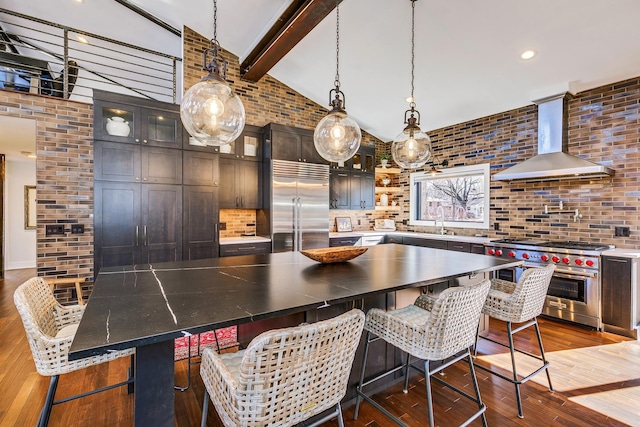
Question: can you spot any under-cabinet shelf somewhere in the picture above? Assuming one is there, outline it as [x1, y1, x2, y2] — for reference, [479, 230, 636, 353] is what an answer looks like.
[375, 186, 403, 194]
[375, 205, 402, 211]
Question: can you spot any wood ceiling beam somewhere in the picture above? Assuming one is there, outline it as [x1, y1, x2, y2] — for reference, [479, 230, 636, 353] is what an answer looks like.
[240, 0, 342, 82]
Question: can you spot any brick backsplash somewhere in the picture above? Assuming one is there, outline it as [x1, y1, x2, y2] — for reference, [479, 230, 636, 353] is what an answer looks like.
[219, 209, 257, 238]
[391, 78, 640, 248]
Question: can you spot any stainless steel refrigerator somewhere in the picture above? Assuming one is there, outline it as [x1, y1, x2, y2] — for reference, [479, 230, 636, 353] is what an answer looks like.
[261, 159, 329, 252]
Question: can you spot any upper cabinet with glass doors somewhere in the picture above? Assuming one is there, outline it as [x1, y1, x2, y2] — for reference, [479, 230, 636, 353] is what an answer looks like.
[93, 89, 183, 149]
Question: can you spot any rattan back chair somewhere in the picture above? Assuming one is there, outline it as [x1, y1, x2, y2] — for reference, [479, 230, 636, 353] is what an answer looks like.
[14, 277, 134, 427]
[355, 280, 492, 427]
[474, 263, 555, 418]
[200, 308, 365, 427]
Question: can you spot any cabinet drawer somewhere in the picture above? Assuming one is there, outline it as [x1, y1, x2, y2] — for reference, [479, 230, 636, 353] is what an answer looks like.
[447, 241, 470, 253]
[385, 235, 403, 244]
[329, 236, 361, 247]
[220, 242, 271, 257]
[403, 237, 448, 249]
[470, 243, 485, 254]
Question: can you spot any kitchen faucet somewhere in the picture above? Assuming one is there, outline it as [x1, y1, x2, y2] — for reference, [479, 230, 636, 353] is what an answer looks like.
[436, 205, 446, 235]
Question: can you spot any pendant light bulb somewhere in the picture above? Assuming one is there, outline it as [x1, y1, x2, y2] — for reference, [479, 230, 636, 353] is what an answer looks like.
[314, 0, 361, 163]
[180, 0, 245, 147]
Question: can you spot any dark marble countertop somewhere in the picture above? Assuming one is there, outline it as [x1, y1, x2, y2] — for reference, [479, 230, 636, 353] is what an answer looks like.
[69, 244, 521, 360]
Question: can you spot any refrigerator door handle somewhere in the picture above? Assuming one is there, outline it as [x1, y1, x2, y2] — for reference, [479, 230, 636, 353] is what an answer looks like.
[296, 197, 302, 252]
[292, 197, 297, 252]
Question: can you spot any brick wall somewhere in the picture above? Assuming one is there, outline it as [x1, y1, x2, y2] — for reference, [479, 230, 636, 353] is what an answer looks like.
[0, 90, 94, 286]
[392, 77, 640, 248]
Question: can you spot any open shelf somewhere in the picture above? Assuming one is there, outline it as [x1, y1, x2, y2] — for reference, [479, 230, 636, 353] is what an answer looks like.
[375, 186, 403, 194]
[375, 167, 401, 174]
[375, 205, 402, 211]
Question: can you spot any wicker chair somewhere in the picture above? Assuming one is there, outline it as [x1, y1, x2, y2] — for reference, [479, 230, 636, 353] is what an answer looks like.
[354, 280, 492, 427]
[200, 308, 365, 427]
[14, 277, 134, 427]
[474, 263, 555, 418]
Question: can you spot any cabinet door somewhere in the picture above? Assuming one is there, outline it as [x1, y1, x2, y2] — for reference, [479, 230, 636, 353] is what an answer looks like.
[183, 151, 219, 186]
[183, 186, 219, 260]
[602, 256, 632, 328]
[141, 184, 182, 264]
[141, 108, 183, 148]
[300, 133, 327, 164]
[141, 146, 182, 184]
[220, 125, 262, 162]
[470, 243, 485, 254]
[94, 181, 141, 274]
[330, 170, 350, 209]
[94, 141, 141, 182]
[218, 158, 239, 208]
[238, 161, 261, 209]
[94, 100, 140, 143]
[350, 173, 364, 209]
[270, 130, 300, 162]
[447, 241, 471, 253]
[361, 173, 375, 209]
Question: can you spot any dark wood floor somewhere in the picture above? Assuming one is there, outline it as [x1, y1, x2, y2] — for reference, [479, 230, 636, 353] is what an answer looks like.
[2, 268, 637, 426]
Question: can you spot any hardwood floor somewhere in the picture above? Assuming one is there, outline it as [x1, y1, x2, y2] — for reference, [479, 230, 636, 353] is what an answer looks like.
[2, 268, 638, 426]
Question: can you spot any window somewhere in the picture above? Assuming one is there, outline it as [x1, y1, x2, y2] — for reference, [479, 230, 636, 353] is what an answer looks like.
[409, 163, 490, 230]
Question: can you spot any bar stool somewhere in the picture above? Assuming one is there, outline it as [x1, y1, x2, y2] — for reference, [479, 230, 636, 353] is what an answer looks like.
[14, 277, 134, 427]
[200, 309, 365, 427]
[355, 280, 491, 427]
[474, 263, 555, 418]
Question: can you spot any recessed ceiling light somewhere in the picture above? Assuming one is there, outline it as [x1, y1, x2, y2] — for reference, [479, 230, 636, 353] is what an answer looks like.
[74, 0, 84, 3]
[21, 151, 36, 158]
[520, 49, 537, 60]
[77, 36, 89, 44]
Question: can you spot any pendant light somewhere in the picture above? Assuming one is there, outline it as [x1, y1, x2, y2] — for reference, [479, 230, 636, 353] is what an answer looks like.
[391, 0, 432, 169]
[180, 0, 245, 146]
[314, 0, 361, 163]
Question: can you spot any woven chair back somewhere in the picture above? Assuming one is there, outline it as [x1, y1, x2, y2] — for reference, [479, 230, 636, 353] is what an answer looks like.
[14, 277, 60, 339]
[511, 264, 555, 322]
[423, 279, 491, 360]
[235, 309, 365, 426]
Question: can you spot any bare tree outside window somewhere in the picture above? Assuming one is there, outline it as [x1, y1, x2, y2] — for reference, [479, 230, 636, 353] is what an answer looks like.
[410, 164, 490, 230]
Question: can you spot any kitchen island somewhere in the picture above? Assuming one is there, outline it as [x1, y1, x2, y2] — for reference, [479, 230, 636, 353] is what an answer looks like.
[69, 244, 521, 426]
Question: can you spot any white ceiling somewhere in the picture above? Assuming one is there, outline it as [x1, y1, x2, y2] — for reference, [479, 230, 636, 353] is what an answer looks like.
[4, 0, 640, 143]
[0, 116, 36, 163]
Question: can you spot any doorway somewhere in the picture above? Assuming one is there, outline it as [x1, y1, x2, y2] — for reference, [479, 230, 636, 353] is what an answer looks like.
[0, 115, 37, 279]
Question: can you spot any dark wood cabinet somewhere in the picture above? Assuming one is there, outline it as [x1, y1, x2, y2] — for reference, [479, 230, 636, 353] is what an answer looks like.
[219, 158, 261, 209]
[94, 182, 182, 273]
[329, 169, 350, 209]
[95, 141, 182, 184]
[349, 172, 375, 210]
[220, 241, 271, 257]
[183, 186, 219, 261]
[470, 243, 486, 254]
[218, 124, 262, 162]
[350, 145, 375, 173]
[183, 151, 219, 186]
[93, 89, 182, 148]
[385, 235, 403, 244]
[601, 256, 636, 336]
[447, 241, 471, 253]
[263, 123, 328, 164]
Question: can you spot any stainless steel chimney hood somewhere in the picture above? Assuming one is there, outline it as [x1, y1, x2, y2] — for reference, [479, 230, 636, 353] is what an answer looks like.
[492, 93, 614, 181]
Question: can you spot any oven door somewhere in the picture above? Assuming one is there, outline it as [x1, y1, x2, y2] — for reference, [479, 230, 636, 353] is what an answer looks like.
[543, 269, 599, 328]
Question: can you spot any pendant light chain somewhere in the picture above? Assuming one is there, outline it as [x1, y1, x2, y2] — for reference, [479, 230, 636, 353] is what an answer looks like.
[410, 0, 416, 107]
[213, 0, 218, 43]
[334, 0, 340, 89]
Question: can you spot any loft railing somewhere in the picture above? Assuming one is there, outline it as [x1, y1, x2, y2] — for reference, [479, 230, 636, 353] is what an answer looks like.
[0, 7, 181, 103]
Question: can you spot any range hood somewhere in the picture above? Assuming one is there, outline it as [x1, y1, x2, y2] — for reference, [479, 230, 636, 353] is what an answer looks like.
[492, 93, 614, 181]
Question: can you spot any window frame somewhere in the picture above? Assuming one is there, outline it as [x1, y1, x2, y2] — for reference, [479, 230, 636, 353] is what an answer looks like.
[409, 163, 490, 230]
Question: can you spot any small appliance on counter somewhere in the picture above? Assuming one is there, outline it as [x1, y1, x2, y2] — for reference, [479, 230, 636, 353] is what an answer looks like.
[374, 219, 396, 231]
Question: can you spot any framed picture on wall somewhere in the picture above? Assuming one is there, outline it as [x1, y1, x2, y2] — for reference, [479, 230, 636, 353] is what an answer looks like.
[24, 185, 36, 230]
[335, 217, 353, 232]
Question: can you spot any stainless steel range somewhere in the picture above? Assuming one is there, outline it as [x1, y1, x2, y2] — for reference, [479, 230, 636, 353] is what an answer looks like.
[484, 239, 613, 329]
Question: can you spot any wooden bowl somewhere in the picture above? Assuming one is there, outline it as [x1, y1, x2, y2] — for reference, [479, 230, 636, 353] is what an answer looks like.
[300, 246, 368, 263]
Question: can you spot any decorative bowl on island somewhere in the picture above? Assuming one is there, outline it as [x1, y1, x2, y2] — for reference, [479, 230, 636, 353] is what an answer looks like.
[300, 246, 368, 263]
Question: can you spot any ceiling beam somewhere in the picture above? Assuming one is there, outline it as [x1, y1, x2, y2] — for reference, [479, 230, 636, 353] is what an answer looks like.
[240, 0, 342, 82]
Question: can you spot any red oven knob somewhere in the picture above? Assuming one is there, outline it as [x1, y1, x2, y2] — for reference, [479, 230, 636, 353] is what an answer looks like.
[508, 251, 516, 257]
[585, 259, 594, 267]
[495, 250, 502, 256]
[487, 249, 495, 255]
[522, 253, 529, 259]
[562, 257, 570, 264]
[541, 255, 549, 262]
[575, 259, 583, 266]
[552, 256, 560, 263]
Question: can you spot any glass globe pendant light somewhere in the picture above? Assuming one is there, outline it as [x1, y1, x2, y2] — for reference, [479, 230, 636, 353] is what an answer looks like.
[391, 0, 432, 169]
[314, 0, 361, 163]
[180, 0, 245, 146]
